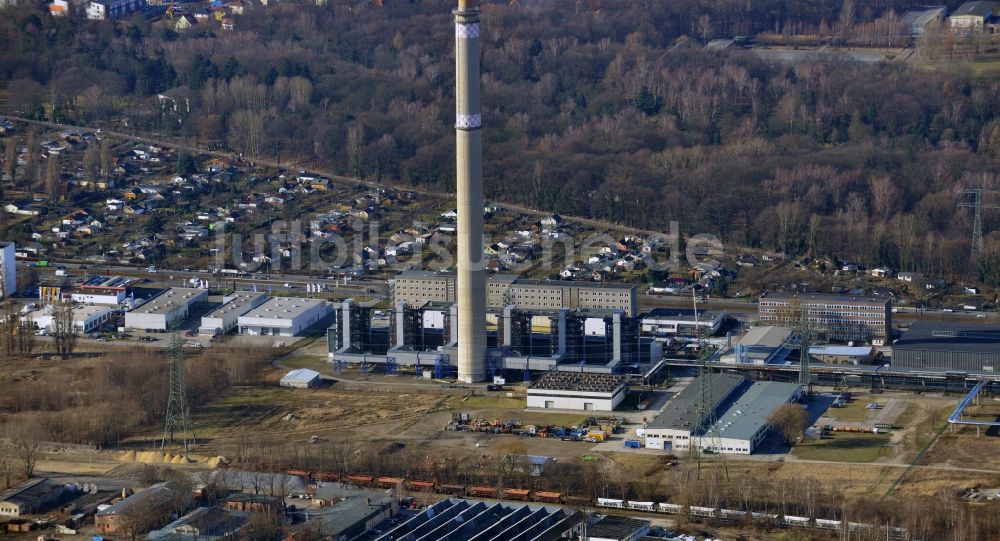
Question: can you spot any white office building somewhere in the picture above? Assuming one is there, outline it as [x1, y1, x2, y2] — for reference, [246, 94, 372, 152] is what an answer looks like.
[86, 0, 145, 20]
[199, 292, 267, 335]
[0, 242, 15, 298]
[526, 372, 628, 412]
[69, 287, 127, 306]
[238, 297, 332, 337]
[124, 288, 208, 331]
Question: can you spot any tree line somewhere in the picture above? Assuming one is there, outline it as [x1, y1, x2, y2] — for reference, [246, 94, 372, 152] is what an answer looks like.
[1, 1, 1000, 280]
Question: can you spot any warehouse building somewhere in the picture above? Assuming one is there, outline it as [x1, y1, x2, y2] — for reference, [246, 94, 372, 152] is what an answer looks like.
[373, 498, 585, 541]
[96, 483, 184, 535]
[758, 292, 892, 345]
[309, 484, 398, 540]
[146, 507, 250, 541]
[0, 242, 15, 298]
[0, 478, 64, 517]
[644, 373, 801, 455]
[124, 288, 208, 331]
[392, 271, 637, 315]
[892, 321, 1000, 373]
[238, 297, 332, 336]
[28, 304, 115, 334]
[527, 372, 628, 411]
[199, 292, 267, 335]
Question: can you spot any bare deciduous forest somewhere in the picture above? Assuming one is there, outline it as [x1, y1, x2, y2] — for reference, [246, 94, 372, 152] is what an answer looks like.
[2, 1, 1000, 280]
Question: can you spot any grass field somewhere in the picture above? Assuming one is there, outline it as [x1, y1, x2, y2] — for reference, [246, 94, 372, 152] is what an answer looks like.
[824, 400, 875, 422]
[792, 432, 892, 462]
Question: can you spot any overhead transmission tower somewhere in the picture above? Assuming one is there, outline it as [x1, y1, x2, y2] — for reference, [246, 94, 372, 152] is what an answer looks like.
[958, 188, 1000, 261]
[162, 334, 196, 451]
[689, 290, 728, 481]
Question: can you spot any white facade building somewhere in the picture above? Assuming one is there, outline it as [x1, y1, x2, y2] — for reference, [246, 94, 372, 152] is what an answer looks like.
[69, 287, 127, 306]
[640, 307, 726, 336]
[28, 305, 115, 334]
[199, 292, 267, 335]
[526, 372, 627, 412]
[238, 297, 332, 337]
[124, 288, 207, 331]
[86, 0, 145, 20]
[0, 242, 15, 298]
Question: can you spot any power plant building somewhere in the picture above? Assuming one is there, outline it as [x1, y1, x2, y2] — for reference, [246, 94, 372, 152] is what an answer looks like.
[757, 292, 892, 345]
[892, 321, 1000, 373]
[392, 271, 637, 316]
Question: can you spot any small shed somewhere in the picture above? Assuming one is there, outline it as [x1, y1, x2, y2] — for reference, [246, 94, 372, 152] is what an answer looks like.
[280, 368, 321, 389]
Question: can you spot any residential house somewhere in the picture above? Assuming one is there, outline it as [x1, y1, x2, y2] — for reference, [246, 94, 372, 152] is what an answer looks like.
[870, 267, 891, 278]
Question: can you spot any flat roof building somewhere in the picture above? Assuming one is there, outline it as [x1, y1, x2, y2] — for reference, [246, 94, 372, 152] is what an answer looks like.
[527, 372, 628, 411]
[124, 288, 208, 331]
[644, 374, 800, 455]
[28, 304, 115, 334]
[238, 297, 332, 337]
[640, 307, 726, 336]
[724, 326, 793, 365]
[69, 287, 127, 306]
[199, 292, 267, 335]
[758, 292, 891, 345]
[892, 321, 1000, 373]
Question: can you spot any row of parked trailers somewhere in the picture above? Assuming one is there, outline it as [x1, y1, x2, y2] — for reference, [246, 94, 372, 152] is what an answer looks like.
[286, 470, 587, 505]
[595, 499, 911, 540]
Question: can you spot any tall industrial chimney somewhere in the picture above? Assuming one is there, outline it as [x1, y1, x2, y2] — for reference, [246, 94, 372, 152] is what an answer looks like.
[454, 0, 487, 383]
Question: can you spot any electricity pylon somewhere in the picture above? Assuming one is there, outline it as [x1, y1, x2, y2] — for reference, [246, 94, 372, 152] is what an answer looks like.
[958, 188, 1000, 261]
[162, 334, 196, 451]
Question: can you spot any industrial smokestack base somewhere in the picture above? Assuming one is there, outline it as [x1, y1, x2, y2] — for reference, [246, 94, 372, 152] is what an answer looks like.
[454, 0, 487, 383]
